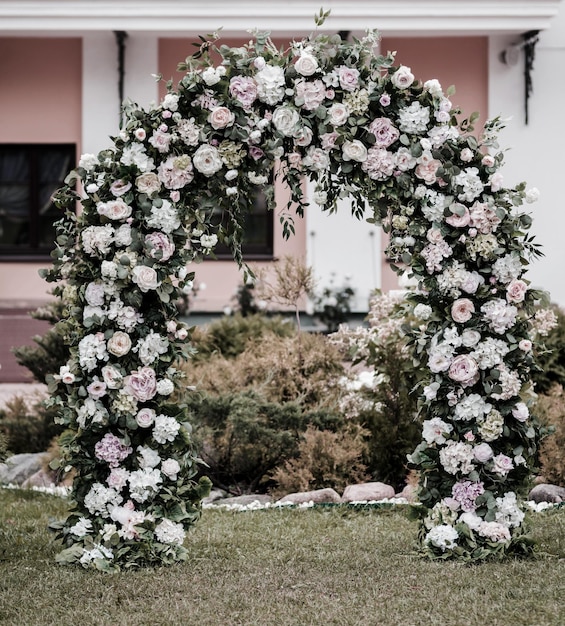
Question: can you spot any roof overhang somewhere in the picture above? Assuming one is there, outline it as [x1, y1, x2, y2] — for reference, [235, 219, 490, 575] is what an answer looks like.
[0, 0, 562, 38]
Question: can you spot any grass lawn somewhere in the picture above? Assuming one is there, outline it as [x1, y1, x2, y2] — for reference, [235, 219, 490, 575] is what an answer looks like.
[0, 489, 564, 626]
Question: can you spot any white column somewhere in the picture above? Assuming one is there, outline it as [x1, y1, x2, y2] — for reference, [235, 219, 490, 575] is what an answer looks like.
[82, 33, 159, 155]
[489, 12, 565, 306]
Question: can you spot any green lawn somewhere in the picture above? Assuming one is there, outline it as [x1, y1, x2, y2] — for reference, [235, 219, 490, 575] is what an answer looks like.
[0, 489, 564, 626]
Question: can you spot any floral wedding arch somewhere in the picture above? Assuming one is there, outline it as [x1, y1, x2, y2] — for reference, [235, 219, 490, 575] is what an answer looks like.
[44, 15, 548, 569]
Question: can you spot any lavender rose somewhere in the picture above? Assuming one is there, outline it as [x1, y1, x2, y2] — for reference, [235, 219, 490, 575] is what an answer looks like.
[124, 366, 158, 402]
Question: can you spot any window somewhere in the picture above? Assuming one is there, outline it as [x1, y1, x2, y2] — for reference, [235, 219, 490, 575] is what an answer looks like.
[0, 144, 75, 259]
[204, 185, 274, 260]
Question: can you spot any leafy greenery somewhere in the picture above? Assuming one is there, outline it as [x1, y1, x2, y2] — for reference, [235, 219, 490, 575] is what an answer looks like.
[1, 489, 564, 625]
[532, 305, 565, 393]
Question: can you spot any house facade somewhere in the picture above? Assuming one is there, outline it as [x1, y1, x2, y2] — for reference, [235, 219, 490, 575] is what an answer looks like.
[0, 0, 564, 378]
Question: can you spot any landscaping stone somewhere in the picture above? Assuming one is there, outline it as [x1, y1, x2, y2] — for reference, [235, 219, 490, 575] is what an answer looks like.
[22, 469, 58, 489]
[528, 483, 565, 504]
[202, 488, 228, 504]
[0, 452, 47, 486]
[342, 481, 395, 503]
[277, 487, 341, 505]
[395, 483, 418, 503]
[218, 494, 273, 506]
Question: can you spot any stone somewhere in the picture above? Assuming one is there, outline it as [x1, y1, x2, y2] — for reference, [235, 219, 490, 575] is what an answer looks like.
[202, 488, 228, 504]
[341, 482, 395, 503]
[276, 487, 341, 505]
[528, 483, 565, 504]
[0, 452, 47, 486]
[217, 494, 273, 507]
[21, 469, 57, 489]
[394, 483, 418, 503]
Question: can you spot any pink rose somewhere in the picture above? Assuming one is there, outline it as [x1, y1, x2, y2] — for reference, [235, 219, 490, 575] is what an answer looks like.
[287, 152, 302, 169]
[368, 118, 400, 148]
[451, 298, 475, 323]
[391, 65, 414, 89]
[506, 279, 528, 303]
[229, 76, 258, 109]
[481, 155, 496, 168]
[124, 366, 157, 402]
[338, 66, 360, 92]
[491, 453, 513, 477]
[101, 365, 123, 389]
[512, 402, 529, 422]
[416, 158, 441, 185]
[97, 199, 132, 221]
[448, 354, 479, 387]
[445, 204, 471, 228]
[134, 128, 146, 141]
[110, 179, 132, 197]
[136, 407, 156, 428]
[87, 380, 107, 399]
[294, 79, 326, 111]
[460, 148, 474, 163]
[320, 131, 338, 151]
[145, 232, 176, 262]
[518, 339, 532, 352]
[379, 93, 391, 106]
[208, 106, 235, 130]
[328, 102, 349, 127]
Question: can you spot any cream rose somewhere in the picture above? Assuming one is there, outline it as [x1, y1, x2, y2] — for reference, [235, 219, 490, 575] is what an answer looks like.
[97, 199, 132, 221]
[136, 172, 161, 196]
[107, 331, 132, 357]
[161, 458, 181, 479]
[342, 140, 368, 162]
[328, 102, 349, 127]
[132, 265, 161, 292]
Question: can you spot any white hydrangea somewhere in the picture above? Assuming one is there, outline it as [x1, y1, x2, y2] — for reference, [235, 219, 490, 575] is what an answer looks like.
[81, 224, 114, 256]
[78, 333, 109, 371]
[495, 492, 525, 528]
[492, 253, 522, 284]
[453, 394, 492, 421]
[69, 517, 93, 537]
[153, 414, 180, 443]
[79, 544, 114, 566]
[154, 518, 186, 545]
[422, 417, 453, 445]
[120, 143, 155, 172]
[453, 167, 484, 202]
[471, 338, 510, 369]
[398, 101, 430, 134]
[425, 524, 459, 551]
[146, 199, 181, 234]
[439, 441, 475, 475]
[135, 331, 169, 366]
[137, 445, 162, 469]
[480, 299, 518, 335]
[84, 483, 123, 516]
[128, 468, 163, 503]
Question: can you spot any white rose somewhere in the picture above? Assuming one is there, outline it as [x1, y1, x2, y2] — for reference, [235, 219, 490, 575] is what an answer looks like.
[294, 52, 319, 76]
[97, 199, 132, 221]
[328, 102, 349, 127]
[424, 79, 443, 97]
[161, 458, 181, 480]
[391, 65, 415, 89]
[132, 265, 161, 292]
[272, 106, 301, 136]
[201, 66, 222, 86]
[101, 365, 123, 389]
[107, 331, 132, 357]
[342, 140, 368, 162]
[192, 144, 223, 177]
[208, 106, 235, 130]
[525, 187, 540, 203]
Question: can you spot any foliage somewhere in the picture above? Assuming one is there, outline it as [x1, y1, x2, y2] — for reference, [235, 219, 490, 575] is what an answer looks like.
[535, 384, 565, 486]
[0, 394, 63, 455]
[0, 430, 7, 463]
[271, 424, 369, 496]
[189, 312, 294, 361]
[330, 291, 422, 491]
[13, 297, 69, 385]
[311, 275, 356, 332]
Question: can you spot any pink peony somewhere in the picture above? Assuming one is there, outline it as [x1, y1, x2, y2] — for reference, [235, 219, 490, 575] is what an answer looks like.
[124, 366, 158, 402]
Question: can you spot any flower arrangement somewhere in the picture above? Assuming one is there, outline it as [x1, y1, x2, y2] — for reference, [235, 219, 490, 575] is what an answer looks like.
[43, 9, 548, 568]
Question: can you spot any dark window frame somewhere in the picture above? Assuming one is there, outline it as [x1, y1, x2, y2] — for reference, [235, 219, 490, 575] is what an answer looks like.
[0, 143, 75, 261]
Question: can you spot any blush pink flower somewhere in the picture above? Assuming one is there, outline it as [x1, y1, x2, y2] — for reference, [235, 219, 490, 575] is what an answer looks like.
[124, 366, 158, 402]
[448, 354, 479, 387]
[451, 298, 475, 323]
[506, 279, 528, 303]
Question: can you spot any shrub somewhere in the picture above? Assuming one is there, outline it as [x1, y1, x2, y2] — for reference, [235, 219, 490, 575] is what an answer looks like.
[13, 297, 70, 385]
[535, 384, 565, 485]
[311, 276, 356, 333]
[0, 394, 63, 454]
[186, 391, 346, 494]
[531, 305, 565, 394]
[270, 424, 369, 497]
[0, 430, 7, 462]
[189, 313, 294, 361]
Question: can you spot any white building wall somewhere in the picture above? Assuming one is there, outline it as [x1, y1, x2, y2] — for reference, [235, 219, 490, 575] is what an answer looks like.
[82, 33, 159, 155]
[305, 181, 382, 313]
[489, 9, 565, 306]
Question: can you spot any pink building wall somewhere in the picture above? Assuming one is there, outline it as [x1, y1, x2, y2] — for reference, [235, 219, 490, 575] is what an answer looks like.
[0, 38, 82, 305]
